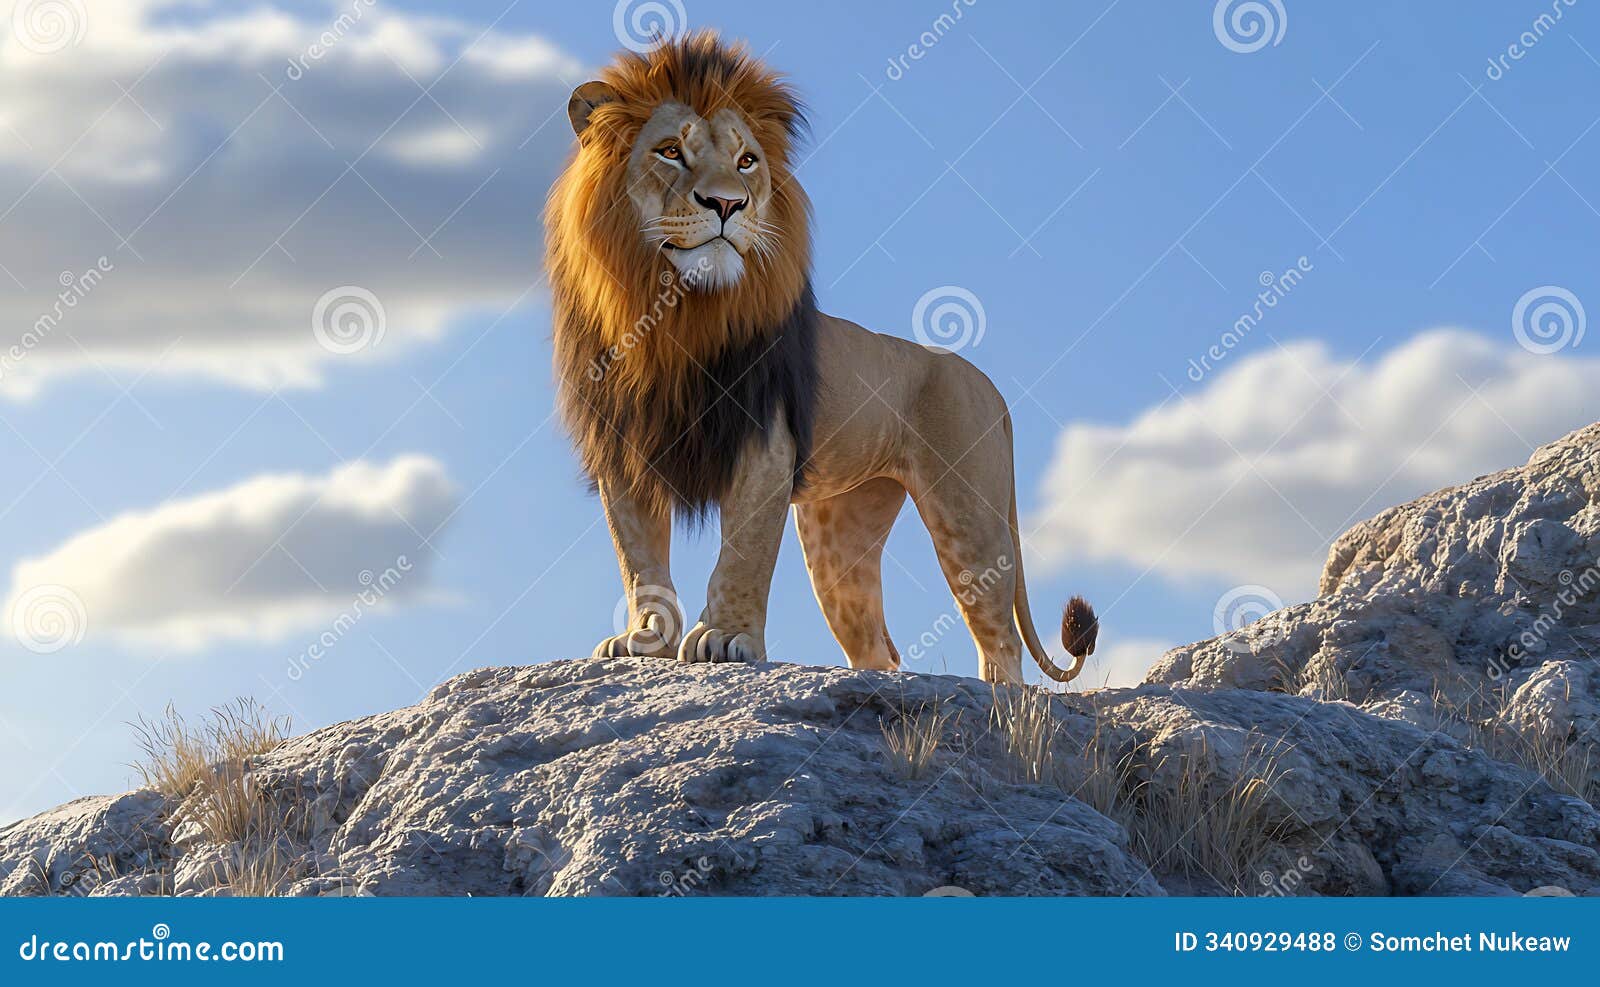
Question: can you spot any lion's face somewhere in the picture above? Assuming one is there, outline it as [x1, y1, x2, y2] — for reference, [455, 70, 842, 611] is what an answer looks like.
[549, 34, 811, 372]
[626, 102, 776, 290]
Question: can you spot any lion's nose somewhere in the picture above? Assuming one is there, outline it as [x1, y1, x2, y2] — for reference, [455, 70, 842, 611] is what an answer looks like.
[694, 191, 747, 223]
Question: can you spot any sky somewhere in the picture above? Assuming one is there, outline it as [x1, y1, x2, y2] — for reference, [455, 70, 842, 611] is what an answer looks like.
[1, 0, 1597, 824]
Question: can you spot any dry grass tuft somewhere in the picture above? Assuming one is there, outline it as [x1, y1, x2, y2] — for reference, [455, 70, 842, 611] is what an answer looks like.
[1268, 655, 1351, 701]
[131, 699, 288, 800]
[992, 685, 1296, 894]
[991, 685, 1059, 784]
[130, 698, 303, 895]
[1111, 736, 1295, 893]
[1433, 682, 1598, 806]
[881, 702, 957, 781]
[217, 835, 299, 897]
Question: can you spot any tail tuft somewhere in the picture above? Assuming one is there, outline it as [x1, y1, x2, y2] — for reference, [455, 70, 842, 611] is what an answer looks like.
[1061, 596, 1098, 659]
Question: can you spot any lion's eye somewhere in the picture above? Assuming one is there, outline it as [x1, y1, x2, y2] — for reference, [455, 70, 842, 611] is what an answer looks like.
[656, 144, 683, 161]
[737, 152, 758, 171]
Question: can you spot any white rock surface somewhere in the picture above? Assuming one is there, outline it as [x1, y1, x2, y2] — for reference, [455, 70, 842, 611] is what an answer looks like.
[3, 657, 1598, 896]
[0, 791, 171, 896]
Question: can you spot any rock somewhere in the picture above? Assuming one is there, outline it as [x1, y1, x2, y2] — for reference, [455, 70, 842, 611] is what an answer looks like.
[0, 791, 171, 896]
[1085, 686, 1600, 895]
[1151, 422, 1600, 799]
[260, 659, 1165, 897]
[3, 657, 1598, 896]
[172, 846, 232, 896]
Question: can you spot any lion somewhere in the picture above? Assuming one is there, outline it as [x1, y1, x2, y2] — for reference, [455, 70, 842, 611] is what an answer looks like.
[545, 32, 1097, 684]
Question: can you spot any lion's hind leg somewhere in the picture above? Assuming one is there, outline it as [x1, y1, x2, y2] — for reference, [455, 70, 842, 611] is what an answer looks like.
[796, 476, 906, 672]
[901, 389, 1028, 685]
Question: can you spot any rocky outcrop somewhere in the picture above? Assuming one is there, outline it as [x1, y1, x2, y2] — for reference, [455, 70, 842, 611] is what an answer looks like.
[1149, 422, 1600, 800]
[4, 657, 1599, 897]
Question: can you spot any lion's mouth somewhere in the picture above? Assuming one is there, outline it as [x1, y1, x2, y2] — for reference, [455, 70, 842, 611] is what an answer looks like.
[663, 235, 736, 253]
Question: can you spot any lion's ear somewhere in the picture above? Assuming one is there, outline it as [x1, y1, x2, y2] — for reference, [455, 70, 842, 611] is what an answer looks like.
[568, 81, 618, 137]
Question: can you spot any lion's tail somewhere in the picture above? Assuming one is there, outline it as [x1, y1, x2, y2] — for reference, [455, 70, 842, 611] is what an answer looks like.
[1009, 478, 1097, 683]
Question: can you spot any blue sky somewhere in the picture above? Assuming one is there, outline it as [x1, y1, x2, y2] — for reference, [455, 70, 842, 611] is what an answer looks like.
[2, 0, 1598, 822]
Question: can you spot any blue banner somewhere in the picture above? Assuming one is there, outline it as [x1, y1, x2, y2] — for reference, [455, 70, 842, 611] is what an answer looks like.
[1, 897, 1591, 984]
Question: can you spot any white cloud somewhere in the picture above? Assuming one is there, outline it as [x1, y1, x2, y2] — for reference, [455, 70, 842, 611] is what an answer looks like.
[1033, 329, 1600, 598]
[3, 455, 456, 652]
[0, 0, 583, 397]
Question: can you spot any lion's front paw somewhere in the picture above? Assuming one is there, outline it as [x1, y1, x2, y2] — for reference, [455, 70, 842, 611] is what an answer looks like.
[591, 611, 677, 659]
[678, 622, 763, 664]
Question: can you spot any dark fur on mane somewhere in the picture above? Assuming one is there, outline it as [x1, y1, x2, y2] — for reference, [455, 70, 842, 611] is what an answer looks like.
[562, 285, 819, 523]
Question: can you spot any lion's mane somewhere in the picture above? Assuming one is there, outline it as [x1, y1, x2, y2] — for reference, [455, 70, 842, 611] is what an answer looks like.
[545, 32, 817, 522]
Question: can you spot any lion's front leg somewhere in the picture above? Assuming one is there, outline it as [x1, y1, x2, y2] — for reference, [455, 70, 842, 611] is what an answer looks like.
[594, 478, 681, 659]
[680, 421, 796, 664]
